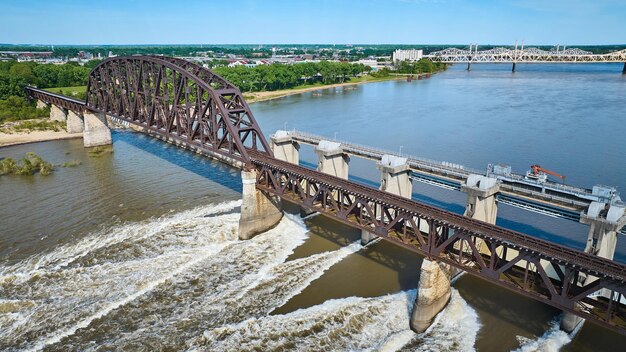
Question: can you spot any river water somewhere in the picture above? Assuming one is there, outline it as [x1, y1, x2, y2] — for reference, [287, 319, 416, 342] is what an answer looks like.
[1, 63, 625, 351]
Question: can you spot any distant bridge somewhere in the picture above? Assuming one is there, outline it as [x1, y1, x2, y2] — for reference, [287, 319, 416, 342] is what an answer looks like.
[425, 47, 626, 72]
[25, 55, 626, 336]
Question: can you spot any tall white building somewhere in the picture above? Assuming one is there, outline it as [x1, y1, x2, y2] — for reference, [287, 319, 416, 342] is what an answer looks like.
[392, 49, 423, 63]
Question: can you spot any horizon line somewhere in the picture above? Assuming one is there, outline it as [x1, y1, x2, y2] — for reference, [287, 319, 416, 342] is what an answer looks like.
[2, 43, 626, 47]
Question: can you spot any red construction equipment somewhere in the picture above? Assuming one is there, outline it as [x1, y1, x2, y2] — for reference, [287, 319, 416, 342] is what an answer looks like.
[526, 164, 566, 182]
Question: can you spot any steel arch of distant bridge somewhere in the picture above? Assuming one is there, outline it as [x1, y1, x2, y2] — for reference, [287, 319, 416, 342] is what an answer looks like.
[85, 55, 272, 165]
[24, 55, 626, 335]
[425, 47, 626, 64]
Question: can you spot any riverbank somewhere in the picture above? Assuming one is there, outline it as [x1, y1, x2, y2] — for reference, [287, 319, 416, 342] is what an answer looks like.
[0, 118, 82, 147]
[244, 74, 417, 104]
[0, 130, 82, 148]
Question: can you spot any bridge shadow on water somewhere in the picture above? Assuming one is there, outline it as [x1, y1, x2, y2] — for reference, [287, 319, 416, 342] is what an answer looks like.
[112, 130, 243, 193]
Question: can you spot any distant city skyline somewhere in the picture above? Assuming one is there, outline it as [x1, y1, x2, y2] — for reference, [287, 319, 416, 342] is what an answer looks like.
[1, 0, 625, 45]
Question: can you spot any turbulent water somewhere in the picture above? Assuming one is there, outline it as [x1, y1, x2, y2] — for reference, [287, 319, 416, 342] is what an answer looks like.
[1, 200, 483, 351]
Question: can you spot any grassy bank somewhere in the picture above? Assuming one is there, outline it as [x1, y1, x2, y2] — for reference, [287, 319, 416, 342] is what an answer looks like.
[45, 86, 87, 100]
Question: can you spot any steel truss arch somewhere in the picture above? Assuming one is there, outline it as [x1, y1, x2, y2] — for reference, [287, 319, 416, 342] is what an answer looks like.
[86, 55, 271, 164]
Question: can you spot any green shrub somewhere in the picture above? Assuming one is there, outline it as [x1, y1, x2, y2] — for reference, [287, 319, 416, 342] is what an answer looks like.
[0, 152, 55, 176]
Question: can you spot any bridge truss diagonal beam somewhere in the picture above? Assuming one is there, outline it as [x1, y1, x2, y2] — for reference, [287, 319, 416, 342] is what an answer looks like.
[250, 151, 626, 335]
[84, 55, 272, 164]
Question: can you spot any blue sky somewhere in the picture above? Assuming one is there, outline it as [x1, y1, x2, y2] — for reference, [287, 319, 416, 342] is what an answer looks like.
[1, 0, 625, 45]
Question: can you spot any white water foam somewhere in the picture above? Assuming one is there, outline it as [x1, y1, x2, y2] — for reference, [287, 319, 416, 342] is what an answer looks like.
[192, 288, 480, 352]
[512, 319, 573, 352]
[2, 200, 483, 352]
[0, 200, 242, 282]
[65, 217, 362, 350]
[0, 201, 243, 351]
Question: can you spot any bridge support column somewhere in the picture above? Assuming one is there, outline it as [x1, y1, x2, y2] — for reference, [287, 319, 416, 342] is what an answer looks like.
[238, 169, 283, 240]
[362, 155, 412, 245]
[410, 259, 453, 333]
[466, 63, 471, 71]
[561, 202, 626, 332]
[512, 62, 517, 72]
[36, 99, 48, 110]
[622, 62, 626, 74]
[271, 130, 312, 217]
[462, 174, 499, 224]
[270, 130, 300, 165]
[315, 140, 349, 179]
[83, 112, 112, 147]
[50, 105, 67, 122]
[66, 111, 84, 134]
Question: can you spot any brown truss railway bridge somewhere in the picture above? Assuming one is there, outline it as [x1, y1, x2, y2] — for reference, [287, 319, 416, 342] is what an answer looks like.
[25, 55, 626, 336]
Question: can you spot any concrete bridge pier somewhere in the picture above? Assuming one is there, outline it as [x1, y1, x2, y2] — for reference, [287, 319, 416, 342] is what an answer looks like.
[270, 130, 313, 216]
[36, 99, 49, 110]
[238, 169, 283, 240]
[83, 112, 112, 147]
[461, 174, 500, 224]
[561, 202, 626, 332]
[410, 258, 454, 333]
[315, 140, 349, 179]
[409, 174, 499, 333]
[512, 62, 517, 72]
[50, 105, 67, 122]
[66, 111, 84, 133]
[466, 63, 471, 71]
[312, 140, 349, 218]
[271, 130, 300, 165]
[362, 155, 412, 245]
[622, 62, 626, 74]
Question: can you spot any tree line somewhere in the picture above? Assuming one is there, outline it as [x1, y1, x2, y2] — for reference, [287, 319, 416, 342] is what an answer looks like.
[0, 60, 99, 122]
[395, 59, 448, 74]
[0, 58, 448, 122]
[212, 61, 372, 92]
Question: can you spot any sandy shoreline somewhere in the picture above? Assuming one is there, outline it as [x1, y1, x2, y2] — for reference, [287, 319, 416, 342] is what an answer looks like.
[245, 75, 410, 103]
[0, 131, 83, 148]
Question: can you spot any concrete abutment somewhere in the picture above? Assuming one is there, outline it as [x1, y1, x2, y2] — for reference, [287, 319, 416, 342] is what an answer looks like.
[238, 169, 283, 240]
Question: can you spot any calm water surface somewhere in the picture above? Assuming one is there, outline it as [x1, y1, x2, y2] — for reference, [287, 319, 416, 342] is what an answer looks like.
[1, 63, 625, 351]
